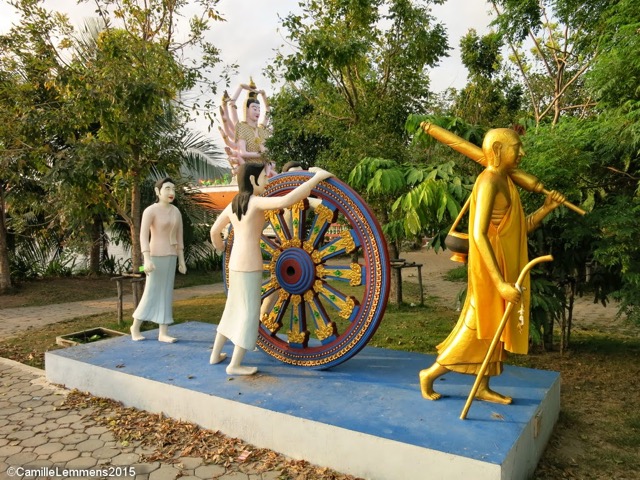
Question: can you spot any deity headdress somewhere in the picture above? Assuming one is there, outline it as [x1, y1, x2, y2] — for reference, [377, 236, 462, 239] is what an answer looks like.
[246, 78, 259, 109]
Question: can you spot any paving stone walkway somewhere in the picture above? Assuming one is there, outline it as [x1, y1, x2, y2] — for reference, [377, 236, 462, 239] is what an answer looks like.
[0, 357, 281, 479]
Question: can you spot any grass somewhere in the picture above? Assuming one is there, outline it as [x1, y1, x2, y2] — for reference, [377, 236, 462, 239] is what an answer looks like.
[443, 264, 468, 282]
[1, 269, 221, 309]
[1, 276, 639, 479]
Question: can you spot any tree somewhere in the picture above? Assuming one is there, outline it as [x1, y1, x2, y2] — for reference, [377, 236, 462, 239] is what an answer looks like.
[348, 157, 461, 256]
[584, 0, 640, 324]
[489, 0, 607, 126]
[450, 29, 524, 127]
[59, 0, 224, 273]
[265, 87, 332, 170]
[267, 0, 449, 180]
[0, 0, 74, 292]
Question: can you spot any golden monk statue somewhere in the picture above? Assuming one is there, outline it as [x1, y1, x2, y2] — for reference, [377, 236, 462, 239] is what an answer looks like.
[419, 128, 565, 404]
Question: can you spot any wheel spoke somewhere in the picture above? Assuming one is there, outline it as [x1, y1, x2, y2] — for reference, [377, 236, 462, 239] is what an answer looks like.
[264, 209, 289, 244]
[261, 290, 290, 335]
[303, 290, 338, 344]
[284, 295, 309, 347]
[261, 273, 279, 298]
[311, 230, 361, 264]
[289, 200, 308, 241]
[304, 202, 337, 251]
[316, 262, 365, 286]
[312, 279, 360, 322]
[260, 235, 279, 257]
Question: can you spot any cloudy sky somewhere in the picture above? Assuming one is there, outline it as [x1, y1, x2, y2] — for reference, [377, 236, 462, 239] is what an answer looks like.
[0, 0, 494, 132]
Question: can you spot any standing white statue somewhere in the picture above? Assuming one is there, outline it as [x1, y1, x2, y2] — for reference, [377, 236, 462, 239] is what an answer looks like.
[131, 177, 187, 343]
[209, 163, 333, 375]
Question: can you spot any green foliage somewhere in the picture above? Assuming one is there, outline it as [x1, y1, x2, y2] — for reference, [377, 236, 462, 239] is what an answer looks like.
[267, 0, 449, 180]
[592, 195, 640, 324]
[0, 0, 76, 290]
[519, 114, 640, 326]
[265, 87, 332, 169]
[460, 30, 503, 79]
[0, 0, 226, 287]
[491, 0, 607, 126]
[450, 29, 524, 128]
[348, 156, 460, 250]
[528, 273, 563, 347]
[406, 114, 486, 148]
[9, 232, 78, 280]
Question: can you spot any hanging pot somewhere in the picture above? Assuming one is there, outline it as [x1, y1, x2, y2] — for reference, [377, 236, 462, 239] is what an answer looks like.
[445, 231, 469, 263]
[446, 196, 471, 264]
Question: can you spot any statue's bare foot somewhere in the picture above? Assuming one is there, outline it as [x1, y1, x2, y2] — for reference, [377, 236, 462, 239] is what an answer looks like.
[158, 334, 177, 343]
[130, 327, 145, 341]
[419, 369, 442, 400]
[209, 352, 227, 365]
[476, 384, 512, 404]
[226, 365, 258, 376]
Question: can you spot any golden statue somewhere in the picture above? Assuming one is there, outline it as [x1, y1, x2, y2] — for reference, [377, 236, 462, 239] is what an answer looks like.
[419, 127, 568, 405]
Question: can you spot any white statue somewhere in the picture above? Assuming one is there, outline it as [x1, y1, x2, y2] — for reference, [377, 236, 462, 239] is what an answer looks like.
[131, 177, 187, 343]
[209, 163, 333, 375]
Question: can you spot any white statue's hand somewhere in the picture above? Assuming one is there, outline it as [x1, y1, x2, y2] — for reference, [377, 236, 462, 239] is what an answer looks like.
[309, 167, 334, 182]
[144, 260, 155, 273]
[178, 262, 187, 274]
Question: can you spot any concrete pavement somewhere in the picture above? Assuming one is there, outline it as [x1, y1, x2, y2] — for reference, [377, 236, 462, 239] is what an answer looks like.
[0, 356, 284, 480]
[0, 284, 224, 340]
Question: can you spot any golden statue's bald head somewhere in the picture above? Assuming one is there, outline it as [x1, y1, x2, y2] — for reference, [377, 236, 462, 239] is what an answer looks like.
[482, 128, 521, 167]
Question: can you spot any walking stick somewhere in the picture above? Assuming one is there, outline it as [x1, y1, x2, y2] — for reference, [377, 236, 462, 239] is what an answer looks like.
[460, 254, 554, 420]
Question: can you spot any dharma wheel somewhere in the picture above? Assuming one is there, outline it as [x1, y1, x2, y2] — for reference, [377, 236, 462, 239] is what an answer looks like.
[222, 171, 390, 369]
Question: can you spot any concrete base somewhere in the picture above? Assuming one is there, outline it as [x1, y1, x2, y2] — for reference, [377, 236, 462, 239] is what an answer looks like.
[45, 322, 559, 480]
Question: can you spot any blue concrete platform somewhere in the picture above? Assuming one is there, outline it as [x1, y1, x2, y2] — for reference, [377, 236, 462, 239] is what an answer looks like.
[45, 322, 559, 480]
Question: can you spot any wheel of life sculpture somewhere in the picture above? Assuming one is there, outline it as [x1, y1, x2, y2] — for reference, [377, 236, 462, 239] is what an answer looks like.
[222, 171, 390, 369]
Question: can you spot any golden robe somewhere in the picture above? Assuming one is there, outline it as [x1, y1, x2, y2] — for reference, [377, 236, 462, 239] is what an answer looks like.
[235, 121, 268, 162]
[436, 175, 530, 376]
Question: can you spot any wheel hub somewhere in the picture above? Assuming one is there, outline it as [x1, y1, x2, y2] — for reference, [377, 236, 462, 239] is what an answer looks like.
[275, 248, 316, 295]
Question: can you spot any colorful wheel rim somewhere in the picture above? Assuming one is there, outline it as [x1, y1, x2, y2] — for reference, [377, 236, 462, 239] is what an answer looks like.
[223, 172, 390, 369]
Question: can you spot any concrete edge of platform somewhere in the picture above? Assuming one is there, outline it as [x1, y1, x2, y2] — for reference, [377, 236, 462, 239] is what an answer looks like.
[502, 375, 560, 480]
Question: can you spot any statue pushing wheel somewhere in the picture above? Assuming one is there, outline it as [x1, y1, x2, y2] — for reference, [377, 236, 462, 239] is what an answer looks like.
[221, 171, 391, 369]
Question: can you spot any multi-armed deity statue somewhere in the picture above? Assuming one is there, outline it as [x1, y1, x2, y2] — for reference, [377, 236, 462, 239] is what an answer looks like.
[217, 79, 272, 177]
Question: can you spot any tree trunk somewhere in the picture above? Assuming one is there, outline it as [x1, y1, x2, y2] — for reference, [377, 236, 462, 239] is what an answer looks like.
[88, 214, 103, 275]
[130, 178, 143, 271]
[389, 240, 401, 304]
[543, 312, 554, 352]
[566, 281, 575, 348]
[560, 307, 567, 357]
[130, 177, 143, 299]
[0, 183, 12, 293]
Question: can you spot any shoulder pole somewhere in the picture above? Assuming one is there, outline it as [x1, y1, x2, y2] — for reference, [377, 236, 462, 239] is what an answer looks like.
[420, 122, 586, 216]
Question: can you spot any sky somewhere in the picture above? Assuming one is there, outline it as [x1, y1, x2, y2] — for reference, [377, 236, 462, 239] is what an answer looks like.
[0, 0, 494, 133]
